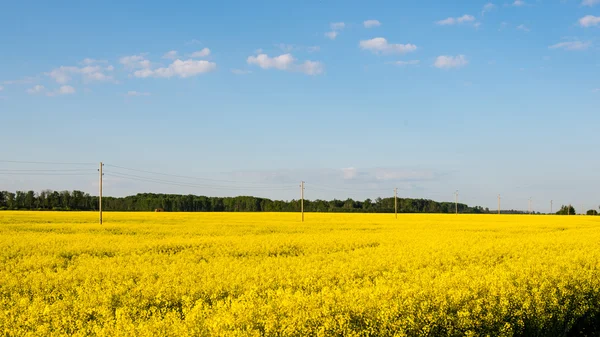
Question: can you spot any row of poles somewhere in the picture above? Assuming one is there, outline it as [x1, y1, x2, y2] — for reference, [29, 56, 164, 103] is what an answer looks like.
[96, 163, 576, 225]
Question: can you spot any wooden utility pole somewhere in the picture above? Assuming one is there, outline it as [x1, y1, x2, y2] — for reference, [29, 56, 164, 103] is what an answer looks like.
[498, 194, 501, 215]
[568, 204, 571, 216]
[99, 162, 103, 224]
[529, 198, 532, 214]
[455, 190, 459, 215]
[550, 200, 553, 214]
[394, 188, 398, 219]
[300, 181, 304, 222]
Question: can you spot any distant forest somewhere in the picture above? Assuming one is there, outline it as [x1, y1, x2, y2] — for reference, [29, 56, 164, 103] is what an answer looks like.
[0, 190, 535, 214]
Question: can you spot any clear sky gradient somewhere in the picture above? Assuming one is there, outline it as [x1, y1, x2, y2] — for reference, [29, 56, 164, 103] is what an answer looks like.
[1, 0, 599, 212]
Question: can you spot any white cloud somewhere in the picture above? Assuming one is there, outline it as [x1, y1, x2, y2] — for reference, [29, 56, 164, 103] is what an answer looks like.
[582, 0, 600, 6]
[46, 66, 77, 84]
[330, 22, 345, 30]
[247, 53, 295, 70]
[482, 3, 497, 14]
[325, 31, 339, 40]
[231, 69, 252, 75]
[186, 39, 201, 45]
[364, 20, 381, 28]
[436, 14, 475, 25]
[359, 37, 417, 54]
[190, 48, 211, 58]
[434, 55, 468, 69]
[120, 54, 151, 69]
[47, 64, 114, 83]
[549, 41, 592, 50]
[297, 60, 324, 75]
[162, 50, 178, 59]
[325, 22, 345, 39]
[26, 85, 45, 94]
[517, 24, 530, 31]
[58, 85, 75, 95]
[80, 58, 107, 65]
[126, 91, 150, 96]
[512, 0, 525, 6]
[342, 167, 358, 179]
[592, 88, 600, 92]
[393, 60, 420, 66]
[133, 68, 154, 78]
[135, 59, 217, 78]
[247, 53, 323, 75]
[579, 15, 600, 27]
[44, 85, 75, 97]
[307, 46, 320, 53]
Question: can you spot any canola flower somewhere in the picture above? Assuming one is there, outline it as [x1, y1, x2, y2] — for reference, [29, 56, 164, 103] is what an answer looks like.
[0, 211, 599, 336]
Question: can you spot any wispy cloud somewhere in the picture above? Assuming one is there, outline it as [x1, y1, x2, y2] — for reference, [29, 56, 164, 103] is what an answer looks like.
[126, 91, 150, 96]
[579, 15, 600, 27]
[436, 14, 476, 25]
[324, 31, 338, 40]
[363, 20, 381, 28]
[392, 60, 420, 66]
[512, 0, 526, 6]
[26, 85, 45, 94]
[325, 22, 345, 40]
[307, 46, 320, 53]
[517, 24, 530, 31]
[482, 3, 497, 15]
[185, 39, 201, 45]
[162, 50, 178, 59]
[582, 0, 600, 6]
[549, 40, 592, 50]
[134, 59, 216, 78]
[247, 53, 323, 75]
[359, 37, 417, 54]
[120, 54, 151, 69]
[46, 63, 115, 84]
[231, 69, 252, 75]
[434, 55, 468, 69]
[592, 88, 600, 92]
[189, 48, 211, 58]
[330, 22, 345, 30]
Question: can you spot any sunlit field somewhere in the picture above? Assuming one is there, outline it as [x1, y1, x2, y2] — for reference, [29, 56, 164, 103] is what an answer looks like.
[1, 211, 600, 336]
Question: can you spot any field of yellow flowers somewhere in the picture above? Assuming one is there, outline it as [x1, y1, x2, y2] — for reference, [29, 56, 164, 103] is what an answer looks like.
[1, 211, 600, 336]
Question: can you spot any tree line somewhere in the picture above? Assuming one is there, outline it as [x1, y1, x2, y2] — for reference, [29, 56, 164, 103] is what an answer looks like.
[2, 190, 593, 214]
[0, 190, 491, 213]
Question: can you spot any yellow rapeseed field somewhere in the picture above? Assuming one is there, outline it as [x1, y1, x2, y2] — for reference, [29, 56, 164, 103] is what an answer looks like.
[1, 211, 600, 336]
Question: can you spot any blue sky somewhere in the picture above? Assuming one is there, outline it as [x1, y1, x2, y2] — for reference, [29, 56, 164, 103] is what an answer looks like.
[1, 0, 599, 212]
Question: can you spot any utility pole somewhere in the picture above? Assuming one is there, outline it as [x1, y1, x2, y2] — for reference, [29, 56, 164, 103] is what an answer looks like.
[455, 190, 459, 215]
[529, 198, 532, 215]
[568, 204, 570, 216]
[394, 188, 398, 219]
[550, 200, 553, 214]
[99, 162, 103, 225]
[498, 194, 501, 215]
[300, 181, 304, 222]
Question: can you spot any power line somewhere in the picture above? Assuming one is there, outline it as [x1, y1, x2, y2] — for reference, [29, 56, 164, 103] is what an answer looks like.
[0, 172, 96, 176]
[0, 169, 96, 172]
[0, 160, 96, 166]
[104, 172, 297, 191]
[104, 164, 296, 186]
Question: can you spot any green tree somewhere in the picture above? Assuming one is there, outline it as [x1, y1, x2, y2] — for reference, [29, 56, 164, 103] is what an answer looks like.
[556, 205, 576, 215]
